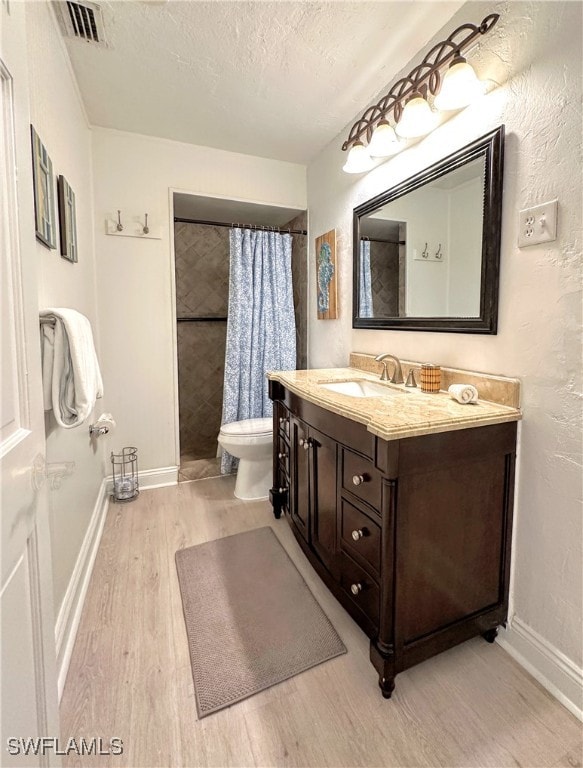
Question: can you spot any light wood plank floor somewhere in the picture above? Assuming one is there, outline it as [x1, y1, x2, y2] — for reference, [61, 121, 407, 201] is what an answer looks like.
[60, 478, 582, 768]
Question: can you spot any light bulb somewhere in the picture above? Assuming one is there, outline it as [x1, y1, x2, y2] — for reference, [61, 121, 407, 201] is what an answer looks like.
[395, 92, 437, 139]
[367, 120, 401, 158]
[434, 56, 484, 111]
[342, 141, 374, 174]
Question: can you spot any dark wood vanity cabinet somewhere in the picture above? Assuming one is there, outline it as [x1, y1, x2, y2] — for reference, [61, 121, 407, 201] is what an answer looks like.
[269, 381, 517, 698]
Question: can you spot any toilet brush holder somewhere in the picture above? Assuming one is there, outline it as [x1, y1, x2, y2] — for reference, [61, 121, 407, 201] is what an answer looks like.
[111, 447, 139, 503]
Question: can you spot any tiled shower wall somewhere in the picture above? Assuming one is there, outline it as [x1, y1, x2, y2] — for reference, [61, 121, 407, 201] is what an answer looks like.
[285, 211, 308, 370]
[370, 240, 400, 317]
[175, 222, 229, 460]
[175, 215, 307, 461]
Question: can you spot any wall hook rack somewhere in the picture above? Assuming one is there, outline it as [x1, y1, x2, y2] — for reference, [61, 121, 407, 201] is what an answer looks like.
[414, 242, 446, 262]
[105, 211, 161, 240]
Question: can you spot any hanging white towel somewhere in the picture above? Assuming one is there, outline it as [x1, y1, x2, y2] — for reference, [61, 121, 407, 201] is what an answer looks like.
[448, 383, 479, 404]
[40, 308, 104, 428]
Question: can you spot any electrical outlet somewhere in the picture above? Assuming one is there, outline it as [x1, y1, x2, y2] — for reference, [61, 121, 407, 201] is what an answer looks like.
[518, 199, 558, 247]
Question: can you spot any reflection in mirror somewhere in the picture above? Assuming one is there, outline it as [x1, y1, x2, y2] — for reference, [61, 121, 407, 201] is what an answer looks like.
[353, 126, 504, 334]
[359, 157, 484, 319]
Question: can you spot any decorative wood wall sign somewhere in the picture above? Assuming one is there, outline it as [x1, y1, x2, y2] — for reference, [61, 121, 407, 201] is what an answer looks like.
[315, 229, 338, 320]
[57, 175, 78, 262]
[31, 126, 56, 249]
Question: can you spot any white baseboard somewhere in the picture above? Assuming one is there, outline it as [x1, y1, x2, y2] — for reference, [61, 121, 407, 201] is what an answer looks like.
[105, 465, 178, 493]
[55, 478, 109, 701]
[498, 617, 583, 721]
[54, 466, 177, 701]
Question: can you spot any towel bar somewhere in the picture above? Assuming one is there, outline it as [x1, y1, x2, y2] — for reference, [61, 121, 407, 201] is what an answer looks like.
[40, 317, 56, 326]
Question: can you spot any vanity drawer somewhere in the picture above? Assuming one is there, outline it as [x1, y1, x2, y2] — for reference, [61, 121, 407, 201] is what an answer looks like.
[340, 499, 381, 576]
[340, 551, 379, 627]
[342, 448, 381, 511]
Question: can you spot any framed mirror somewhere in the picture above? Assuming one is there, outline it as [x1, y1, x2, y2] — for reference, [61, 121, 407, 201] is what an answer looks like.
[353, 126, 504, 334]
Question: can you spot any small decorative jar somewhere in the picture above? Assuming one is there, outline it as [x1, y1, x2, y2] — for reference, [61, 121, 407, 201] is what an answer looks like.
[420, 364, 441, 393]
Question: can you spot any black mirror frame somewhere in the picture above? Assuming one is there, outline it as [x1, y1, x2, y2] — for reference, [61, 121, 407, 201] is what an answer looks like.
[352, 125, 505, 334]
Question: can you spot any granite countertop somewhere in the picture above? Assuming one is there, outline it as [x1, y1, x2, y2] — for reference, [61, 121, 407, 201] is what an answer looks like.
[267, 367, 522, 442]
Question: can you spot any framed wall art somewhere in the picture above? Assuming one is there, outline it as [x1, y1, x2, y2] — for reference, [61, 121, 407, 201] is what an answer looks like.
[30, 126, 56, 249]
[315, 229, 338, 320]
[57, 175, 78, 262]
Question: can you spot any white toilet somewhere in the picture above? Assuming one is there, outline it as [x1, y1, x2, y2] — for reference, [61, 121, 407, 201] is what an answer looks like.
[218, 417, 273, 500]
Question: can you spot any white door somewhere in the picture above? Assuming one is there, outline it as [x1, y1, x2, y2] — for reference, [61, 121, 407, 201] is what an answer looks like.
[1, 2, 61, 766]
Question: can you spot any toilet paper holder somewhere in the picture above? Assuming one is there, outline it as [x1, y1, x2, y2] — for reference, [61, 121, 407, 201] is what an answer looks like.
[89, 423, 110, 437]
[89, 413, 116, 437]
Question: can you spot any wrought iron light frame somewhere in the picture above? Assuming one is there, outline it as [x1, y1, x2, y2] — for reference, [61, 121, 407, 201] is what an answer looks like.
[341, 13, 499, 152]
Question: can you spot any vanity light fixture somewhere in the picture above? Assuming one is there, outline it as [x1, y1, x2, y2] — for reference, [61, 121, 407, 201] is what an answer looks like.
[395, 92, 438, 139]
[342, 140, 376, 174]
[341, 13, 499, 172]
[367, 119, 401, 158]
[434, 54, 485, 111]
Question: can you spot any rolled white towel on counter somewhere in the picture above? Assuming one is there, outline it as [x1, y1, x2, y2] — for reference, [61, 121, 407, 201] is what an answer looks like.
[448, 384, 478, 404]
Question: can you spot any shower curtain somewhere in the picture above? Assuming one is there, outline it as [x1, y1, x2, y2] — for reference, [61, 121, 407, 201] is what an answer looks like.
[221, 228, 296, 473]
[359, 240, 374, 318]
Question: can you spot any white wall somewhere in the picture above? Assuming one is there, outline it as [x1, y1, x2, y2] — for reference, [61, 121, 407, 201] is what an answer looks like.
[447, 175, 482, 315]
[25, 2, 104, 620]
[307, 0, 582, 707]
[91, 128, 306, 473]
[374, 187, 450, 315]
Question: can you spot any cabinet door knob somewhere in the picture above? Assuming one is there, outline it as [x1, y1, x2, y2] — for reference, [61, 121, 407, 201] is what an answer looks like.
[278, 452, 287, 459]
[299, 438, 310, 451]
[279, 417, 284, 424]
[351, 529, 364, 541]
[299, 438, 305, 447]
[278, 487, 288, 494]
[352, 474, 365, 486]
[350, 582, 363, 596]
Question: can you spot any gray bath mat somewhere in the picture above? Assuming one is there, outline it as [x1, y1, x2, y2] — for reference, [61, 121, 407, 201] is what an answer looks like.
[175, 526, 346, 717]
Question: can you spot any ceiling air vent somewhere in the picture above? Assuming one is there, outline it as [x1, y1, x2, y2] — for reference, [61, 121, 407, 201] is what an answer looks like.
[54, 1, 108, 46]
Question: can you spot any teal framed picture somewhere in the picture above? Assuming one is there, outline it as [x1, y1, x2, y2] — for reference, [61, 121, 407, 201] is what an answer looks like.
[30, 126, 56, 249]
[57, 175, 78, 263]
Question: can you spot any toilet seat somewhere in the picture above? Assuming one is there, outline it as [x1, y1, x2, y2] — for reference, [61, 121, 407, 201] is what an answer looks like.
[219, 417, 272, 437]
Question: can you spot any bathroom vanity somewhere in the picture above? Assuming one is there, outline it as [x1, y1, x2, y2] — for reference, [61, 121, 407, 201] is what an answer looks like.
[269, 362, 520, 698]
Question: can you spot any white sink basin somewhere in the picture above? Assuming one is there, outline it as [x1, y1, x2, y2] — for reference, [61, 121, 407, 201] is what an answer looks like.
[317, 379, 406, 398]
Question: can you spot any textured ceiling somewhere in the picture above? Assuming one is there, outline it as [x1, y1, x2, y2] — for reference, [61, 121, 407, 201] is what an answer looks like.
[61, 0, 464, 163]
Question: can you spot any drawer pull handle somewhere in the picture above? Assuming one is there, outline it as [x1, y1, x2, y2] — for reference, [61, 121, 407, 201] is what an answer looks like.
[350, 582, 363, 596]
[351, 529, 364, 541]
[278, 452, 287, 459]
[352, 474, 365, 486]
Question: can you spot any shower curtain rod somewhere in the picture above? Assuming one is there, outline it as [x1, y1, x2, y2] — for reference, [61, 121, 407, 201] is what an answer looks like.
[174, 216, 307, 235]
[361, 236, 405, 245]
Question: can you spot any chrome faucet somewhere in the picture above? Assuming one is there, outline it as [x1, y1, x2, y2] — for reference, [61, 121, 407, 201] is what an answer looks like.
[374, 353, 404, 384]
